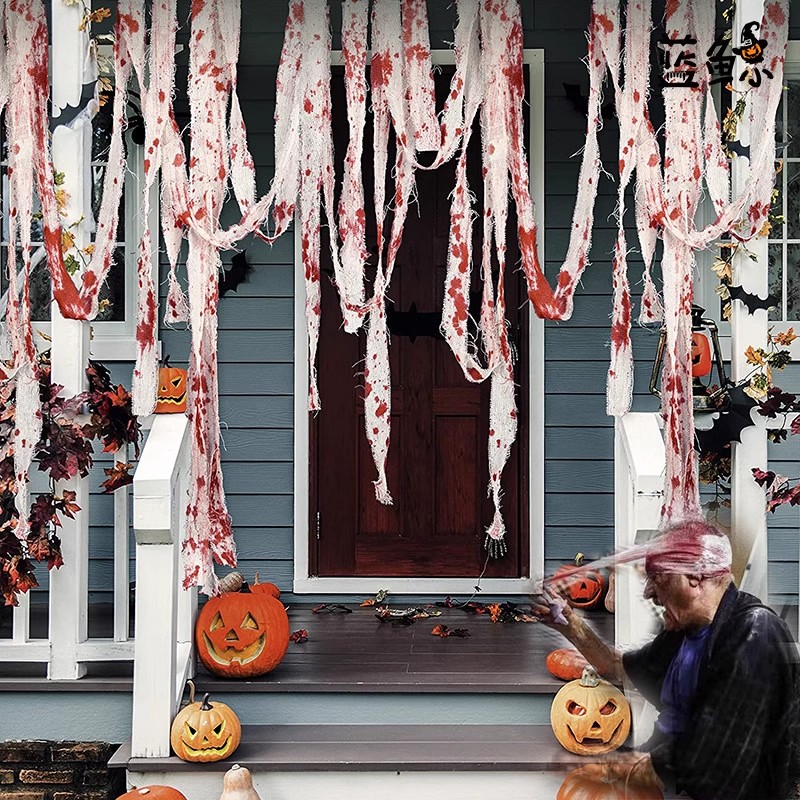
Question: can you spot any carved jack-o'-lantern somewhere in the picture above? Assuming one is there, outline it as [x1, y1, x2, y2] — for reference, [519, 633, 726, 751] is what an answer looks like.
[554, 554, 606, 610]
[691, 332, 712, 378]
[117, 787, 188, 800]
[170, 690, 241, 763]
[550, 666, 631, 756]
[195, 585, 290, 678]
[557, 764, 664, 800]
[155, 359, 187, 414]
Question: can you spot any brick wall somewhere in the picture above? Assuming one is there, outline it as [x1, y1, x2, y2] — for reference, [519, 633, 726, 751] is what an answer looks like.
[0, 742, 124, 800]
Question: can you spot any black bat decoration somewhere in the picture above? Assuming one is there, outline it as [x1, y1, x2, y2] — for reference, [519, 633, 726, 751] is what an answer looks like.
[695, 384, 758, 455]
[728, 284, 779, 314]
[725, 139, 750, 159]
[219, 251, 253, 298]
[387, 301, 443, 342]
[562, 83, 615, 120]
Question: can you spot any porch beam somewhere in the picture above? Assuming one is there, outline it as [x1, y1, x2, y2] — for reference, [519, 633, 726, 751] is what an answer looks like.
[729, 0, 769, 598]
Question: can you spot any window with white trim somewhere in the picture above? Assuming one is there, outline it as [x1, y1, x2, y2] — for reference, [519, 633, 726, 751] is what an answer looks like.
[769, 44, 800, 322]
[0, 92, 157, 362]
[696, 41, 800, 356]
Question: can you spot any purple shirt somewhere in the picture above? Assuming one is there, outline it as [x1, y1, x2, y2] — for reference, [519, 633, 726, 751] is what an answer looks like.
[655, 625, 711, 736]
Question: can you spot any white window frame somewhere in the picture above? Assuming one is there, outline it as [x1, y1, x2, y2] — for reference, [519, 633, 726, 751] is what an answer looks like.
[293, 48, 545, 595]
[697, 40, 800, 360]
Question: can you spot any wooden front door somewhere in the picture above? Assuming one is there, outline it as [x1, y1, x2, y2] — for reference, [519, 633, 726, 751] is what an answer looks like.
[311, 67, 530, 579]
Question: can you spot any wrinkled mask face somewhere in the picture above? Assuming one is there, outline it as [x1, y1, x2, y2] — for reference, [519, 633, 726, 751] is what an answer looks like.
[552, 681, 631, 755]
[644, 572, 697, 631]
[180, 706, 237, 760]
[202, 600, 267, 668]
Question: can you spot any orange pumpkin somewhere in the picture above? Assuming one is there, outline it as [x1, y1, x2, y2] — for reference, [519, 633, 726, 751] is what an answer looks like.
[551, 667, 631, 756]
[554, 554, 606, 610]
[170, 690, 241, 763]
[546, 648, 590, 681]
[195, 585, 289, 678]
[155, 360, 187, 414]
[690, 332, 712, 378]
[557, 764, 664, 800]
[250, 571, 281, 599]
[117, 788, 187, 800]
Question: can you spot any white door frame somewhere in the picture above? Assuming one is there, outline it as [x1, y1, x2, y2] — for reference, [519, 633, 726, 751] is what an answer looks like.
[293, 49, 545, 595]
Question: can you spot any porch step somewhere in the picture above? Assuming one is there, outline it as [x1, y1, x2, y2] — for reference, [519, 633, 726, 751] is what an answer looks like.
[112, 724, 588, 800]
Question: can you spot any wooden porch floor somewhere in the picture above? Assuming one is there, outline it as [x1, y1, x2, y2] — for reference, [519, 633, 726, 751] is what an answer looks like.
[0, 602, 614, 691]
[197, 605, 614, 694]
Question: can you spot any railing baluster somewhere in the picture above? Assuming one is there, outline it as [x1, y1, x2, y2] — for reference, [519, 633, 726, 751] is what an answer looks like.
[12, 592, 31, 643]
[114, 445, 131, 642]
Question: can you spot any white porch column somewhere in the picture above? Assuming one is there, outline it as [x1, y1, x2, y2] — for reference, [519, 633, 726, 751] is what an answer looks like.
[47, 116, 92, 679]
[132, 414, 190, 758]
[730, 0, 769, 599]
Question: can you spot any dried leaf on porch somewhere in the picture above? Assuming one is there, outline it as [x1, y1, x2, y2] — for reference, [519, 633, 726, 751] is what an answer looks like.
[431, 624, 470, 638]
[312, 603, 352, 614]
[290, 629, 309, 643]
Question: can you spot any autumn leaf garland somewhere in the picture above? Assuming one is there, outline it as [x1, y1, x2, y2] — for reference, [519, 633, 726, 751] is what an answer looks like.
[0, 356, 141, 605]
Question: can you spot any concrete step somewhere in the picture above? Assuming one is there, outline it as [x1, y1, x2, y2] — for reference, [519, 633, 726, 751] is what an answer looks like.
[198, 688, 555, 726]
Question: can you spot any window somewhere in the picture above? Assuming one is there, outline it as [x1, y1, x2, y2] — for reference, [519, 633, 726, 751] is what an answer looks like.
[769, 42, 800, 323]
[0, 94, 158, 361]
[696, 41, 800, 358]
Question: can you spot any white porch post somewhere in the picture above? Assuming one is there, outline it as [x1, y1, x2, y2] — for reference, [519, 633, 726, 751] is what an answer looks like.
[132, 414, 191, 758]
[47, 94, 93, 678]
[730, 0, 769, 598]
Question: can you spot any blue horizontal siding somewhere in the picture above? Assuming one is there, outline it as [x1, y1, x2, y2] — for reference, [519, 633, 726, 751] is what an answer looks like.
[54, 0, 795, 606]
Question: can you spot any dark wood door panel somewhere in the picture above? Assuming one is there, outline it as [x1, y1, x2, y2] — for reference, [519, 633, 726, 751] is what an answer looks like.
[313, 65, 531, 580]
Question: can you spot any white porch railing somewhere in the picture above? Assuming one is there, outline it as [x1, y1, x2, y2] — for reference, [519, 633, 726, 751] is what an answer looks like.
[0, 443, 135, 672]
[131, 412, 196, 759]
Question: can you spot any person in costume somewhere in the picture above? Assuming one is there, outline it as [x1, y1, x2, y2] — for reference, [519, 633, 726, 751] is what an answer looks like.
[535, 519, 800, 800]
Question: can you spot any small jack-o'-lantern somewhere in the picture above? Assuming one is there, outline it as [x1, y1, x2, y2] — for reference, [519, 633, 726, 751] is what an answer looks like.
[195, 583, 290, 678]
[554, 554, 606, 610]
[550, 666, 631, 756]
[170, 687, 241, 763]
[155, 358, 187, 414]
[546, 648, 590, 681]
[691, 332, 712, 378]
[557, 764, 664, 800]
[117, 787, 188, 800]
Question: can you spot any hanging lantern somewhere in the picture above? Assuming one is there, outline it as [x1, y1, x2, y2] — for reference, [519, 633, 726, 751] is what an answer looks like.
[649, 305, 728, 410]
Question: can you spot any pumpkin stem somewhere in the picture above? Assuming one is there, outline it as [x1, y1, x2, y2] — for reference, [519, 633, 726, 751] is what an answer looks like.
[200, 693, 214, 711]
[574, 552, 585, 567]
[163, 354, 172, 369]
[187, 679, 196, 705]
[254, 571, 260, 585]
